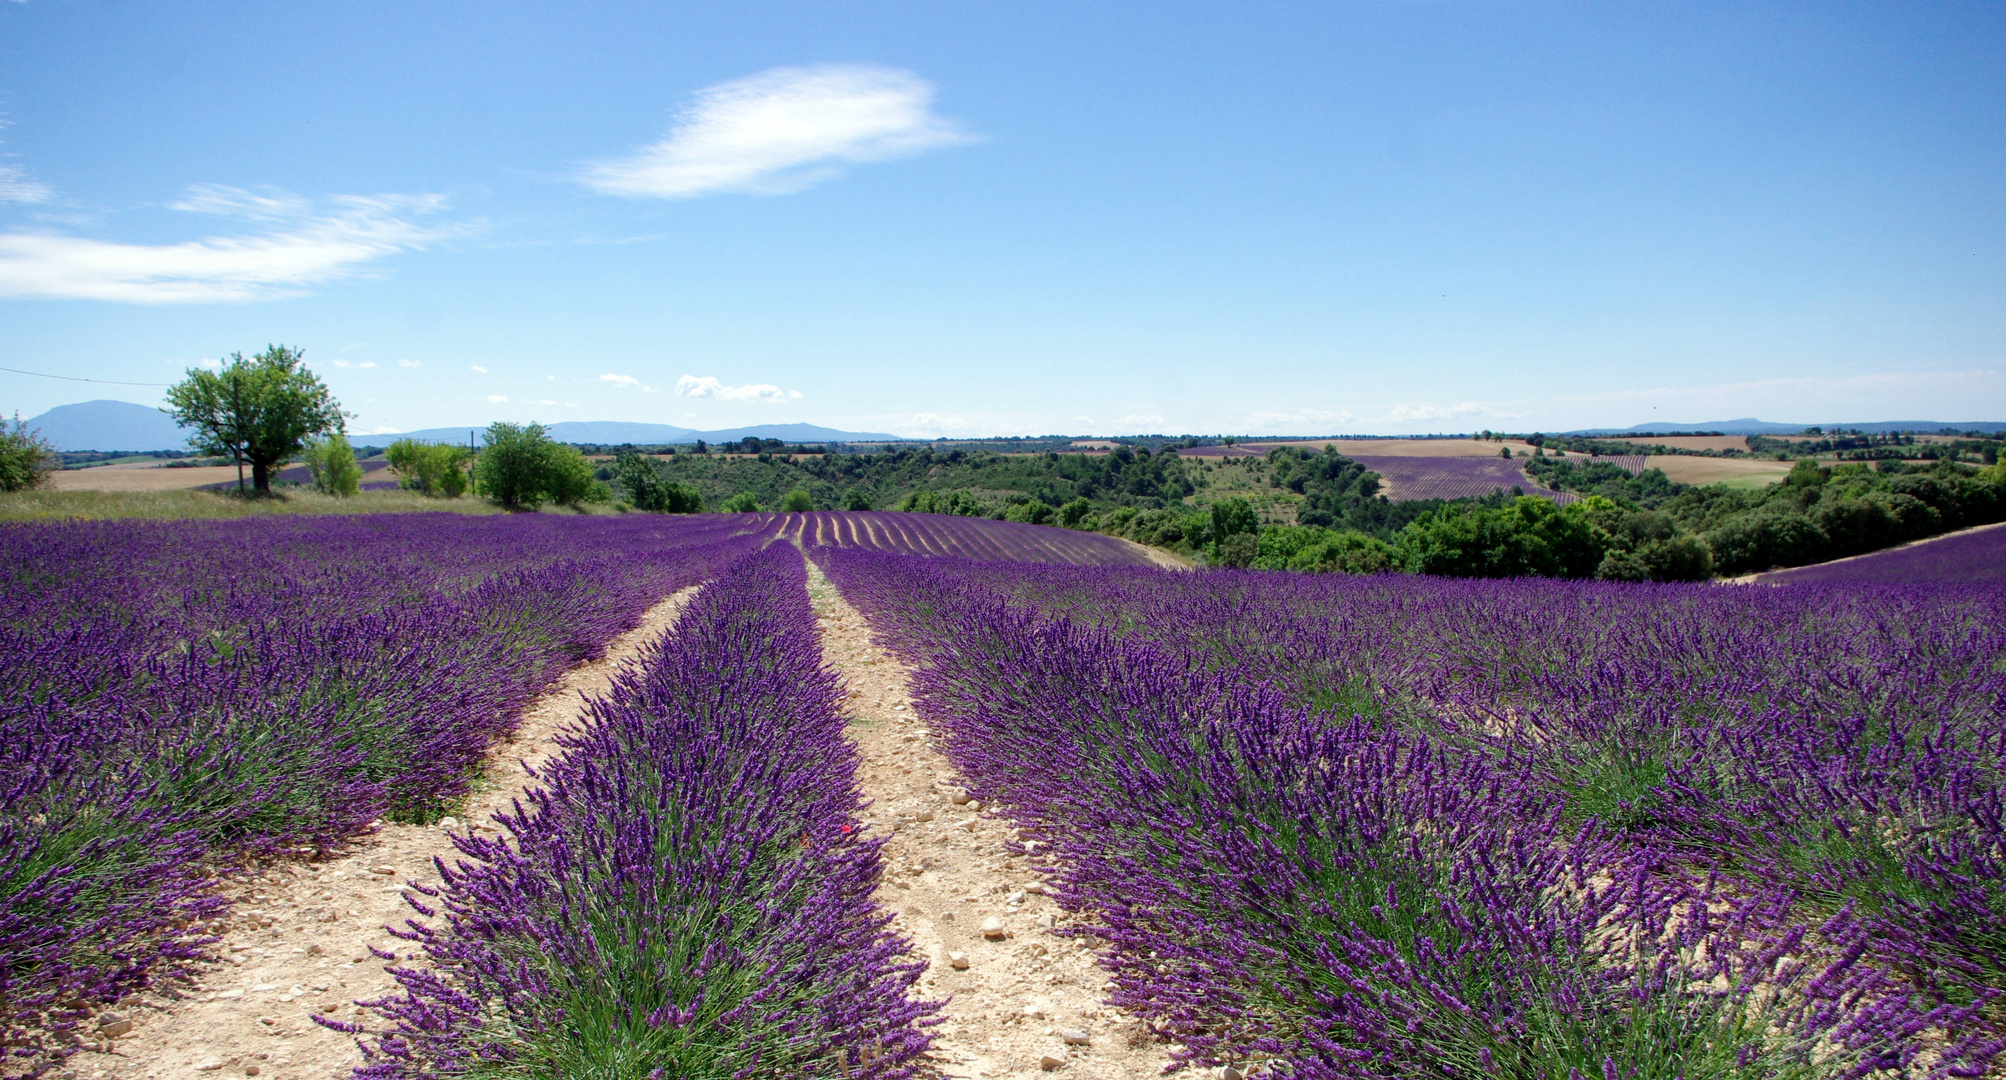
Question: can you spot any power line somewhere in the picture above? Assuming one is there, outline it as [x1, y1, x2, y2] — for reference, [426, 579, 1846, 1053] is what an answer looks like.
[0, 364, 172, 387]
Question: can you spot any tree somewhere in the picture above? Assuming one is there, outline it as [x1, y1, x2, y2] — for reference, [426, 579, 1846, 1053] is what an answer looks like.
[779, 488, 814, 512]
[721, 491, 762, 512]
[613, 451, 703, 512]
[1210, 498, 1258, 540]
[1395, 496, 1604, 579]
[300, 433, 361, 496]
[165, 345, 345, 495]
[0, 413, 56, 492]
[843, 489, 873, 511]
[387, 439, 471, 497]
[472, 422, 601, 509]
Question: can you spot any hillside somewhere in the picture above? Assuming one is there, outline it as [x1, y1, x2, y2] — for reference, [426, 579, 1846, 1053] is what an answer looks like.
[23, 400, 195, 452]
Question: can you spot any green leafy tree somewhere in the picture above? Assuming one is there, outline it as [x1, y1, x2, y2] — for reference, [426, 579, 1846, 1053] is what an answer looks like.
[1210, 498, 1259, 540]
[613, 451, 702, 512]
[720, 491, 762, 512]
[300, 433, 361, 496]
[387, 439, 471, 497]
[1395, 496, 1605, 578]
[843, 489, 873, 511]
[0, 413, 56, 492]
[779, 488, 814, 512]
[165, 345, 346, 495]
[473, 422, 600, 509]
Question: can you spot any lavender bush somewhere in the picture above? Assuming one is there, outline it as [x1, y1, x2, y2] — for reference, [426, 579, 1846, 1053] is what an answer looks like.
[0, 514, 759, 1073]
[341, 544, 938, 1078]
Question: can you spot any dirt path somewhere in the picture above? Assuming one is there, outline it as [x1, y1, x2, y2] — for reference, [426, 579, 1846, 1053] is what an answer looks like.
[79, 586, 703, 1080]
[806, 560, 1176, 1079]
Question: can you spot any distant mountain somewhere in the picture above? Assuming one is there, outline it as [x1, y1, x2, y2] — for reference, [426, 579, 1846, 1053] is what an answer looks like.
[1565, 418, 2006, 436]
[23, 400, 196, 451]
[366, 420, 904, 447]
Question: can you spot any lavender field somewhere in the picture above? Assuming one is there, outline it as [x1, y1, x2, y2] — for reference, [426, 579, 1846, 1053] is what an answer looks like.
[822, 547, 2006, 1078]
[8, 510, 2005, 1078]
[1347, 454, 1569, 502]
[1760, 521, 2006, 584]
[0, 513, 758, 1071]
[761, 510, 1160, 565]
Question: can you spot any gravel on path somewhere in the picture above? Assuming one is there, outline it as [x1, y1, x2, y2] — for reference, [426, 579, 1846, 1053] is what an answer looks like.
[806, 559, 1177, 1080]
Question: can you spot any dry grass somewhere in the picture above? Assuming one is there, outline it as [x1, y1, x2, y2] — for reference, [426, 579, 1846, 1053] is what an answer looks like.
[1646, 456, 1794, 486]
[0, 488, 509, 522]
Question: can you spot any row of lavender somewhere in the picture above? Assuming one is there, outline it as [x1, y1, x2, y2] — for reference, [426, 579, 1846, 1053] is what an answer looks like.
[820, 547, 2006, 1077]
[0, 514, 759, 1072]
[342, 544, 937, 1078]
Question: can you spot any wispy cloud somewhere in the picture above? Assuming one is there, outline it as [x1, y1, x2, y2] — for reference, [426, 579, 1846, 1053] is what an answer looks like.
[0, 185, 459, 303]
[487, 394, 508, 403]
[470, 364, 488, 374]
[583, 64, 972, 199]
[674, 373, 790, 401]
[398, 358, 420, 368]
[330, 359, 380, 369]
[0, 164, 50, 205]
[599, 373, 644, 388]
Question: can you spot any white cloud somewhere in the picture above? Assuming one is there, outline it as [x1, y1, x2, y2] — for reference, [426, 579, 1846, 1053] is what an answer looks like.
[367, 425, 402, 435]
[0, 186, 456, 303]
[1113, 413, 1167, 432]
[398, 358, 420, 368]
[0, 164, 51, 205]
[599, 373, 642, 388]
[674, 374, 788, 401]
[196, 357, 222, 370]
[359, 360, 377, 368]
[487, 394, 508, 403]
[1245, 407, 1356, 431]
[789, 390, 803, 399]
[902, 412, 977, 436]
[1385, 402, 1501, 423]
[470, 364, 488, 374]
[583, 64, 972, 199]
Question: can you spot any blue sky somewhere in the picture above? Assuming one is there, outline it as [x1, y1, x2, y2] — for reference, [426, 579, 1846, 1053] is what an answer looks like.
[1, 1, 2001, 437]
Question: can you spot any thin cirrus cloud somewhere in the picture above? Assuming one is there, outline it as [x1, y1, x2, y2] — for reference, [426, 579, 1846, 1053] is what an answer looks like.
[599, 373, 653, 390]
[582, 64, 973, 199]
[0, 184, 458, 303]
[674, 374, 800, 401]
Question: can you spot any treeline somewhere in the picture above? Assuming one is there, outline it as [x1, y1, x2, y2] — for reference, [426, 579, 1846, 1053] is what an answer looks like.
[1524, 456, 2006, 575]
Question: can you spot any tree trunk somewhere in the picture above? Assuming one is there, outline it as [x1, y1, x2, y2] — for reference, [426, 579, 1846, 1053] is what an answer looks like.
[252, 459, 272, 494]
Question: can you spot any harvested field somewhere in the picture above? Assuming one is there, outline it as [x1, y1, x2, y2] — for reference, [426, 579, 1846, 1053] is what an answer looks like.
[1646, 455, 1793, 486]
[1596, 435, 1749, 452]
[46, 463, 245, 492]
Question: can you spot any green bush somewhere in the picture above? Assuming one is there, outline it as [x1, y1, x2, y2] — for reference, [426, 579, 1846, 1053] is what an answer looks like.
[472, 422, 601, 510]
[843, 489, 873, 511]
[614, 452, 704, 513]
[1394, 496, 1603, 579]
[779, 488, 814, 512]
[1003, 499, 1055, 525]
[1210, 498, 1258, 539]
[1251, 525, 1394, 574]
[720, 491, 762, 513]
[0, 414, 56, 492]
[896, 489, 984, 515]
[387, 439, 471, 497]
[300, 433, 361, 496]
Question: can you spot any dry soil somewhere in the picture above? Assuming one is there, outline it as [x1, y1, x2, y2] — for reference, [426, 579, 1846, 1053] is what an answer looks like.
[807, 559, 1176, 1080]
[70, 586, 701, 1080]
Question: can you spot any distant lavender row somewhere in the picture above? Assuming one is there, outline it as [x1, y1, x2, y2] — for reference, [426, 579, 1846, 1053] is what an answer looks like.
[1760, 520, 2006, 584]
[819, 548, 2006, 1076]
[344, 545, 938, 1078]
[754, 511, 1158, 566]
[1347, 454, 1569, 502]
[0, 514, 759, 1074]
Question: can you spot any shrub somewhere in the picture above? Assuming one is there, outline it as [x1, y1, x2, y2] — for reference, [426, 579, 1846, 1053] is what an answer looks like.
[386, 439, 471, 497]
[720, 491, 762, 512]
[0, 413, 56, 492]
[300, 433, 361, 496]
[472, 423, 602, 510]
[780, 487, 814, 512]
[1210, 498, 1258, 539]
[1395, 496, 1603, 578]
[1003, 499, 1055, 525]
[613, 452, 704, 513]
[843, 488, 873, 511]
